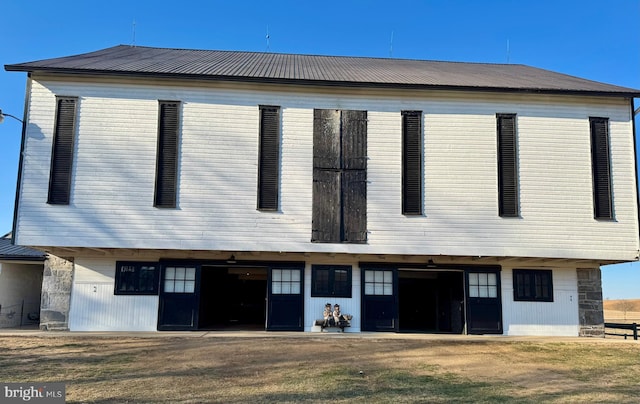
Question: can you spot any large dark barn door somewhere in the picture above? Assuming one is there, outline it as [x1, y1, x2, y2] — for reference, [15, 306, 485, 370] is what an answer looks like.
[158, 264, 200, 331]
[465, 269, 502, 334]
[267, 267, 304, 331]
[361, 268, 397, 331]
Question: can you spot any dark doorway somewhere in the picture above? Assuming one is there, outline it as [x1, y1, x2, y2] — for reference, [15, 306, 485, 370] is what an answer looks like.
[361, 268, 397, 332]
[198, 266, 267, 330]
[466, 269, 503, 334]
[398, 270, 464, 333]
[267, 267, 304, 331]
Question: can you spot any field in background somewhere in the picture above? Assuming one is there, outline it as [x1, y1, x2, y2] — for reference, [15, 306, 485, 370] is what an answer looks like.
[0, 334, 639, 403]
[603, 299, 640, 323]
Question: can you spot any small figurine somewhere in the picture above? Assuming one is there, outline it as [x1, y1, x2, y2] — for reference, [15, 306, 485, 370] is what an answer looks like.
[323, 303, 333, 327]
[332, 304, 342, 326]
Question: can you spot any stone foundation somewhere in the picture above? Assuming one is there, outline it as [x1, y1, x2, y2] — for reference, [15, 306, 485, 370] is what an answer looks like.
[577, 267, 605, 337]
[40, 256, 74, 331]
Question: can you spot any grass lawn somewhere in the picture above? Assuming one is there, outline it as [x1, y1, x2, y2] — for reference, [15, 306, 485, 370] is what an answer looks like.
[0, 334, 638, 403]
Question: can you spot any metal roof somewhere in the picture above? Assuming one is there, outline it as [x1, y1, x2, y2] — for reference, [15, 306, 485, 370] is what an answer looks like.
[5, 45, 640, 96]
[0, 235, 46, 262]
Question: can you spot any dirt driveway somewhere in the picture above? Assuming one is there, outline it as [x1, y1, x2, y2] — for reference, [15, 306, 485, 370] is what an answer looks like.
[0, 331, 638, 403]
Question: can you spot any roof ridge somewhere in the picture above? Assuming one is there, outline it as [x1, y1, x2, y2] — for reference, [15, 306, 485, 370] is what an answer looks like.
[114, 44, 528, 67]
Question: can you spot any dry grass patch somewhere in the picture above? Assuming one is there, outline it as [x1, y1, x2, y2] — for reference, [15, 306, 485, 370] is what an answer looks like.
[0, 335, 638, 403]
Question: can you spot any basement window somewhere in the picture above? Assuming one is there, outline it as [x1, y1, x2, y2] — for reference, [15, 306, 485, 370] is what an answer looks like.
[115, 262, 159, 295]
[513, 269, 553, 302]
[311, 265, 352, 297]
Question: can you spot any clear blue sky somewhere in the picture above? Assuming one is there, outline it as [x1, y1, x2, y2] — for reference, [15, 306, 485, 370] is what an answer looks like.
[0, 0, 638, 299]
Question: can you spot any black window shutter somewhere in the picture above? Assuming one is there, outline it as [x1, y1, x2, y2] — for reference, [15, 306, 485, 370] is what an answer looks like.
[312, 109, 367, 243]
[341, 110, 367, 170]
[154, 101, 180, 208]
[312, 169, 342, 242]
[342, 170, 367, 242]
[402, 111, 422, 215]
[590, 117, 612, 219]
[313, 109, 342, 242]
[341, 110, 367, 242]
[497, 114, 518, 217]
[47, 97, 78, 205]
[258, 106, 280, 210]
[313, 109, 341, 169]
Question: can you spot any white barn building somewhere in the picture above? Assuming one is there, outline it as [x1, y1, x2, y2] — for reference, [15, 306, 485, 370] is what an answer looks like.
[5, 45, 639, 335]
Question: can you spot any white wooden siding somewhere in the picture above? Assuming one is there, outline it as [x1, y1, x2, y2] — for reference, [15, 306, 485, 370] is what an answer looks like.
[68, 258, 158, 331]
[15, 78, 639, 261]
[501, 267, 579, 336]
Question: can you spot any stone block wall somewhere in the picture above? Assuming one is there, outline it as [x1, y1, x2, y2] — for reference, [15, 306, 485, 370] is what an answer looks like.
[40, 256, 74, 331]
[577, 267, 605, 337]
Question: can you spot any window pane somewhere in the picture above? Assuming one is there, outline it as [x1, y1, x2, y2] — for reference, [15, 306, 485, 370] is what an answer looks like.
[365, 283, 374, 295]
[383, 284, 393, 295]
[374, 271, 383, 282]
[487, 273, 496, 286]
[291, 283, 300, 294]
[184, 281, 195, 293]
[174, 280, 185, 293]
[374, 283, 383, 295]
[291, 270, 300, 282]
[384, 271, 392, 283]
[479, 286, 488, 298]
[488, 285, 497, 298]
[175, 267, 185, 279]
[282, 270, 291, 281]
[272, 282, 282, 294]
[164, 280, 174, 293]
[479, 273, 488, 286]
[469, 285, 478, 298]
[365, 271, 374, 282]
[469, 273, 478, 286]
[139, 268, 154, 291]
[165, 267, 175, 280]
[186, 267, 196, 280]
[282, 283, 291, 294]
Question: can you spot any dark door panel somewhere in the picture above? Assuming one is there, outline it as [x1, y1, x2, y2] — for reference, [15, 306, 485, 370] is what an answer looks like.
[158, 265, 200, 331]
[361, 268, 397, 332]
[362, 298, 396, 331]
[267, 267, 304, 331]
[465, 269, 502, 334]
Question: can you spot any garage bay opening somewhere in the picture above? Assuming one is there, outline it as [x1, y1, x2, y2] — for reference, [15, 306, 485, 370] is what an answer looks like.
[198, 266, 268, 330]
[398, 270, 464, 333]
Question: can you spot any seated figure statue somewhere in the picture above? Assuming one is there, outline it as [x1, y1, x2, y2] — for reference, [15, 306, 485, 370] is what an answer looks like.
[322, 303, 333, 327]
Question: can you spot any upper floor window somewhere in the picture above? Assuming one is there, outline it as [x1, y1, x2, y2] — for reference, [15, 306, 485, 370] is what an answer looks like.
[115, 261, 159, 295]
[590, 117, 613, 219]
[513, 269, 553, 302]
[402, 111, 423, 215]
[312, 109, 367, 243]
[48, 96, 78, 205]
[497, 113, 519, 217]
[311, 265, 352, 297]
[154, 101, 180, 208]
[258, 105, 281, 210]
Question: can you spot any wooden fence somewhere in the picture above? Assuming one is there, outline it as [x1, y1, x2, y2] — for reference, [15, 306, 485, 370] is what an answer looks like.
[604, 322, 639, 340]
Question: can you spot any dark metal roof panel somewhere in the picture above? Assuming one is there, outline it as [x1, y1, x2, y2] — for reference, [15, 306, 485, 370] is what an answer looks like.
[0, 237, 46, 261]
[5, 45, 640, 96]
